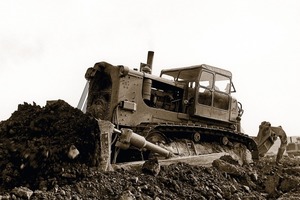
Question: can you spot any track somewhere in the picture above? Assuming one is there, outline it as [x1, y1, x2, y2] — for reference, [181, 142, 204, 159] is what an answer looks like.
[134, 122, 259, 162]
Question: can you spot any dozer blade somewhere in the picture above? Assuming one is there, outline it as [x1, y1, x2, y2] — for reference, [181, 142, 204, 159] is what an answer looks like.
[112, 152, 227, 171]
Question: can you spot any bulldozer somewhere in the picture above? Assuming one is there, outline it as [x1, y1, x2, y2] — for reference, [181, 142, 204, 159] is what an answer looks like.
[286, 137, 300, 157]
[77, 51, 287, 170]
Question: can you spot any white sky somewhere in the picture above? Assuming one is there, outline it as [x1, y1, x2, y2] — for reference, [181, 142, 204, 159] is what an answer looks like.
[1, 0, 300, 136]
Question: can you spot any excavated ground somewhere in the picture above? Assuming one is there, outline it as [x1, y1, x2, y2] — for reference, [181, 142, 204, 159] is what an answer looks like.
[1, 100, 300, 200]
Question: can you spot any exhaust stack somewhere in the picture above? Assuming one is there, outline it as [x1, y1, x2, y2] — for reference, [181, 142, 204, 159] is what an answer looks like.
[141, 51, 154, 101]
[146, 51, 154, 73]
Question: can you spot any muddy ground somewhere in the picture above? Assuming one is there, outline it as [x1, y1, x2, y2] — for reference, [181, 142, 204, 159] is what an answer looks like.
[1, 100, 300, 200]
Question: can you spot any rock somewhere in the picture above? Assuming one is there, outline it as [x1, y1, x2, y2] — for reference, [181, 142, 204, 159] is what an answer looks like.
[32, 190, 44, 198]
[11, 194, 16, 200]
[68, 145, 80, 159]
[142, 158, 160, 176]
[130, 176, 138, 183]
[221, 185, 232, 199]
[11, 186, 33, 200]
[230, 183, 237, 193]
[220, 155, 239, 165]
[38, 179, 48, 191]
[119, 190, 136, 200]
[249, 170, 258, 181]
[212, 159, 244, 176]
[231, 193, 242, 200]
[279, 175, 300, 192]
[277, 191, 300, 200]
[242, 185, 251, 193]
[72, 195, 81, 200]
[216, 192, 223, 199]
[0, 194, 11, 200]
[264, 175, 280, 195]
[283, 167, 300, 176]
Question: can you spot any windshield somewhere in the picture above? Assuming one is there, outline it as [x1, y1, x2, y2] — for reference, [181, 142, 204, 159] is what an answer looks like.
[215, 74, 231, 93]
[199, 71, 232, 94]
[161, 68, 201, 82]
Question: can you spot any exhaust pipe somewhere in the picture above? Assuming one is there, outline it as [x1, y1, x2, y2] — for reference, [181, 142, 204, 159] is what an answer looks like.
[146, 51, 154, 72]
[141, 51, 154, 101]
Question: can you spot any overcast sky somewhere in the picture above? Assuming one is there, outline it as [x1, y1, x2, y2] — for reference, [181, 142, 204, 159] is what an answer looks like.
[1, 0, 300, 137]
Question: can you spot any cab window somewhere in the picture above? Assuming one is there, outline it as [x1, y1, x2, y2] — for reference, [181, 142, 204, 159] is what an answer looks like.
[215, 74, 231, 94]
[198, 71, 213, 106]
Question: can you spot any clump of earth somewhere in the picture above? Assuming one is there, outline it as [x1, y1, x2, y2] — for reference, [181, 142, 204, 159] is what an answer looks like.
[1, 100, 300, 200]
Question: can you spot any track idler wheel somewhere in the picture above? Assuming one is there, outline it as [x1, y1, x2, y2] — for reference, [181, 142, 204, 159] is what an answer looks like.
[145, 131, 168, 159]
[192, 132, 201, 143]
[146, 132, 167, 145]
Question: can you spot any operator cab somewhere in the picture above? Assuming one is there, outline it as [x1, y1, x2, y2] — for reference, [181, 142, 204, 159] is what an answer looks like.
[160, 65, 238, 122]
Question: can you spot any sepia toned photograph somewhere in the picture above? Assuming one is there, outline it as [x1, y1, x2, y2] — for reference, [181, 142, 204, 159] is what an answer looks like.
[1, 1, 300, 199]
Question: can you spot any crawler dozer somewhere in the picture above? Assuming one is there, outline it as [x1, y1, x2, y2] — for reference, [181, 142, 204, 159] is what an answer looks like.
[78, 51, 286, 170]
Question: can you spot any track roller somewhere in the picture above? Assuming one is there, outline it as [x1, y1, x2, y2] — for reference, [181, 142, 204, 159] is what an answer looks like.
[220, 136, 229, 145]
[192, 132, 201, 143]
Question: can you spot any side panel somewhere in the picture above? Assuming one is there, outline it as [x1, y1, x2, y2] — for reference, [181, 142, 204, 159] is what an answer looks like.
[193, 104, 211, 117]
[193, 102, 230, 122]
[117, 71, 186, 126]
[194, 85, 231, 122]
[117, 73, 153, 125]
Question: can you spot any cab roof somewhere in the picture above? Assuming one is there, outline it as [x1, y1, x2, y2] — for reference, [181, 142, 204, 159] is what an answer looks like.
[160, 64, 232, 80]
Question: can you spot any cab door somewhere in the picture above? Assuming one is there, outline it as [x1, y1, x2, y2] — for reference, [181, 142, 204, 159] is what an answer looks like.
[193, 71, 231, 122]
[193, 70, 213, 118]
[211, 74, 231, 121]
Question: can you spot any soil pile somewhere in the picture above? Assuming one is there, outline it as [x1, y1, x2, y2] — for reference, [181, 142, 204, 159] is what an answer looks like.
[0, 100, 100, 192]
[1, 100, 300, 199]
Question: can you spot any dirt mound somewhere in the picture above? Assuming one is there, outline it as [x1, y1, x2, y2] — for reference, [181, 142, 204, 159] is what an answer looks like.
[1, 101, 300, 199]
[0, 100, 100, 192]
